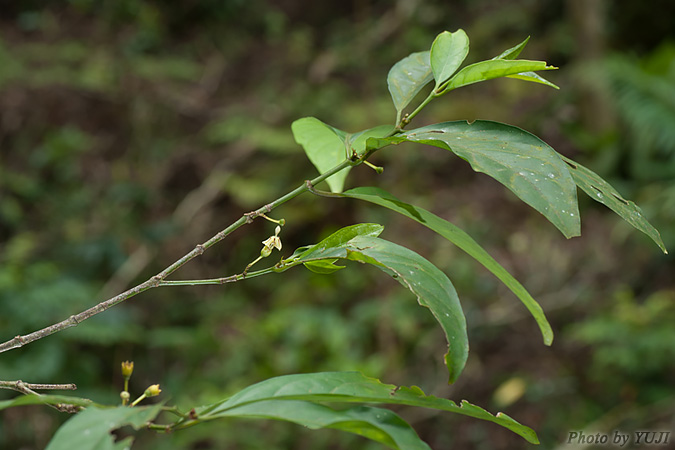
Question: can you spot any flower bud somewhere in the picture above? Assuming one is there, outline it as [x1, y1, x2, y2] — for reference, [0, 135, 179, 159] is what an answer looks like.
[121, 361, 134, 379]
[120, 391, 130, 402]
[144, 384, 162, 397]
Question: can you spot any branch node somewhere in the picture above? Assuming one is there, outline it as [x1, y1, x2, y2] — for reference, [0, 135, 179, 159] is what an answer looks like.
[195, 244, 205, 255]
[69, 315, 80, 325]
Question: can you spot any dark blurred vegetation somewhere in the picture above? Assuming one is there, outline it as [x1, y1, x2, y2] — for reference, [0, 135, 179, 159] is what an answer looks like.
[1, 1, 673, 449]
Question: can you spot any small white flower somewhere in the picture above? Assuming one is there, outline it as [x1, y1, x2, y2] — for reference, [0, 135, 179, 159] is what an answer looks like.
[260, 226, 282, 257]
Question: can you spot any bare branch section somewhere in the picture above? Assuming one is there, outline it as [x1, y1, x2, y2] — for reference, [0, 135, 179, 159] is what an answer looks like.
[0, 153, 358, 355]
[0, 380, 77, 392]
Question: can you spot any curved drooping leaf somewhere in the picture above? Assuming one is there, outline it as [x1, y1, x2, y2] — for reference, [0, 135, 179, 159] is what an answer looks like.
[490, 37, 558, 89]
[442, 59, 557, 93]
[387, 51, 434, 118]
[281, 224, 467, 383]
[46, 405, 163, 450]
[561, 155, 668, 253]
[340, 186, 553, 345]
[292, 117, 349, 193]
[204, 400, 431, 450]
[400, 120, 581, 238]
[430, 29, 470, 88]
[199, 371, 538, 444]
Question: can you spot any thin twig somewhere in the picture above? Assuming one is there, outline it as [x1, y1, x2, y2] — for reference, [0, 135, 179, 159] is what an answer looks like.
[0, 380, 77, 392]
[0, 158, 355, 355]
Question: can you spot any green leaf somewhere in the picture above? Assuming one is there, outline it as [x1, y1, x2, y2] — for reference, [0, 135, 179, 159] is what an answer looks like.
[286, 230, 467, 383]
[507, 71, 559, 89]
[293, 223, 384, 261]
[206, 400, 431, 450]
[561, 156, 668, 254]
[198, 371, 538, 444]
[387, 51, 434, 118]
[492, 36, 530, 60]
[292, 117, 349, 193]
[341, 187, 554, 345]
[400, 120, 581, 238]
[430, 30, 470, 88]
[303, 259, 345, 274]
[442, 59, 557, 93]
[348, 125, 395, 157]
[46, 405, 163, 450]
[490, 37, 558, 89]
[0, 394, 95, 411]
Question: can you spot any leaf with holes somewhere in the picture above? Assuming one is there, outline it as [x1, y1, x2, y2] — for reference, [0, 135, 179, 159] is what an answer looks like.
[561, 155, 667, 253]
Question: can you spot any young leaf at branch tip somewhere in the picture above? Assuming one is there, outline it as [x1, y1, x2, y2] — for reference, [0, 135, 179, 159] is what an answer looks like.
[292, 117, 350, 193]
[492, 36, 530, 60]
[441, 59, 558, 94]
[489, 37, 559, 89]
[303, 259, 345, 274]
[387, 51, 433, 120]
[430, 29, 470, 89]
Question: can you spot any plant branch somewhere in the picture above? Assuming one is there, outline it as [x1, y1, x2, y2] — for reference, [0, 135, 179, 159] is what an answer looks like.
[0, 380, 77, 392]
[0, 157, 354, 355]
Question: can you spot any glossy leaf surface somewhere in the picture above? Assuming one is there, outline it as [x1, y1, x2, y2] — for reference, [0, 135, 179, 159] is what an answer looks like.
[292, 117, 349, 193]
[401, 121, 580, 238]
[387, 51, 434, 117]
[430, 30, 470, 87]
[341, 187, 553, 345]
[199, 371, 538, 444]
[561, 156, 667, 253]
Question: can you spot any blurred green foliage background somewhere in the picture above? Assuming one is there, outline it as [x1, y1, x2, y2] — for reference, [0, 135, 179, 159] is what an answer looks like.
[0, 1, 673, 448]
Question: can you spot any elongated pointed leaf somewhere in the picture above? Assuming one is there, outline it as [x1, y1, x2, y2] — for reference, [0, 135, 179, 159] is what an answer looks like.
[491, 38, 559, 89]
[430, 30, 470, 87]
[284, 229, 467, 383]
[443, 59, 556, 92]
[561, 156, 668, 253]
[401, 120, 580, 238]
[199, 371, 538, 444]
[387, 51, 434, 117]
[340, 186, 553, 345]
[292, 117, 349, 193]
[303, 259, 345, 274]
[208, 400, 431, 450]
[46, 405, 163, 450]
[492, 37, 530, 60]
[507, 71, 559, 89]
